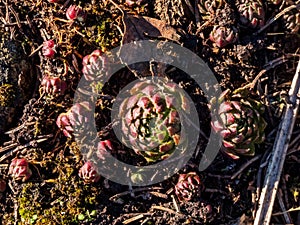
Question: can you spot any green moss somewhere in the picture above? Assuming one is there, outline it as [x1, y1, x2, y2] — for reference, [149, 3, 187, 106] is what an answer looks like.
[84, 16, 121, 50]
[0, 84, 16, 107]
[12, 153, 101, 225]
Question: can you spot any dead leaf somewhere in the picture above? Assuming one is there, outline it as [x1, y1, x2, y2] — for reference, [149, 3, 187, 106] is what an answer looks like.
[122, 14, 182, 44]
[119, 14, 184, 77]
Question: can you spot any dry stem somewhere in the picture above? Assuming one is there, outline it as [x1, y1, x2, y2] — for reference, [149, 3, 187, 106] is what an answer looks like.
[254, 59, 300, 225]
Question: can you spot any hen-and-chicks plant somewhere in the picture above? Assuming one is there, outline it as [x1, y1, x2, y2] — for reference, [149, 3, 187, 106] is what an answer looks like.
[210, 89, 266, 159]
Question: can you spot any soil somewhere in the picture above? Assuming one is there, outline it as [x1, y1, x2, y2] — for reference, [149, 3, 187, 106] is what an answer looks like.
[0, 0, 299, 225]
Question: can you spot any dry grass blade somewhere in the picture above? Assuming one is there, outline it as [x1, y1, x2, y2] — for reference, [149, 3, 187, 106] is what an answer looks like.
[0, 135, 53, 162]
[277, 189, 292, 224]
[149, 191, 168, 199]
[171, 195, 180, 212]
[272, 206, 300, 216]
[231, 154, 261, 180]
[109, 187, 163, 202]
[254, 59, 300, 225]
[122, 214, 144, 224]
[151, 205, 184, 216]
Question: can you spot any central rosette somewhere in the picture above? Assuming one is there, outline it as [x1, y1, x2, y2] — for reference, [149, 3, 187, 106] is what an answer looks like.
[118, 79, 189, 163]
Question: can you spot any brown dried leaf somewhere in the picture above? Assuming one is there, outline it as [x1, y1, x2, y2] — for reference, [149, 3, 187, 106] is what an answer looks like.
[122, 14, 182, 44]
[120, 14, 184, 77]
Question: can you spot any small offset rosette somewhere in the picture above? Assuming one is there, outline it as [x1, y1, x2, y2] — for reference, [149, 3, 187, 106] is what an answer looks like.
[198, 0, 224, 18]
[8, 158, 32, 182]
[175, 172, 204, 202]
[209, 25, 238, 48]
[282, 4, 300, 34]
[56, 101, 93, 138]
[210, 89, 266, 159]
[114, 78, 190, 163]
[40, 76, 67, 96]
[78, 161, 101, 184]
[237, 0, 265, 29]
[82, 50, 110, 82]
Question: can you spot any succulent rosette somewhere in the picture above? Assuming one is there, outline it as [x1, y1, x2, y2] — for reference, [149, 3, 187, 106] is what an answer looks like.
[198, 0, 224, 17]
[118, 79, 190, 163]
[82, 50, 109, 81]
[175, 172, 204, 202]
[210, 89, 266, 159]
[283, 9, 300, 34]
[237, 0, 265, 29]
[66, 5, 86, 22]
[40, 76, 67, 95]
[209, 25, 238, 48]
[8, 158, 32, 181]
[78, 161, 100, 183]
[56, 101, 93, 138]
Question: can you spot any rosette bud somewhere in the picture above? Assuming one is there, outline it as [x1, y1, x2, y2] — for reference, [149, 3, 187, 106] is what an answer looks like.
[42, 40, 56, 58]
[8, 158, 32, 181]
[66, 5, 86, 22]
[209, 25, 238, 47]
[42, 47, 55, 58]
[79, 161, 100, 183]
[56, 101, 93, 138]
[82, 50, 108, 81]
[41, 76, 67, 95]
[97, 140, 113, 160]
[175, 172, 204, 202]
[237, 0, 265, 29]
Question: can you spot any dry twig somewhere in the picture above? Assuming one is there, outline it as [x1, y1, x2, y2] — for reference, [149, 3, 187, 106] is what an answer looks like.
[231, 154, 261, 180]
[109, 187, 163, 202]
[255, 3, 300, 35]
[254, 59, 300, 225]
[276, 189, 292, 224]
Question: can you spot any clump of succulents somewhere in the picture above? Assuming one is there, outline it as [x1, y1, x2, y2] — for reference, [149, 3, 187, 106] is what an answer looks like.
[118, 79, 189, 163]
[78, 161, 100, 183]
[209, 25, 238, 47]
[40, 76, 67, 96]
[8, 158, 32, 182]
[56, 101, 93, 138]
[237, 0, 265, 29]
[82, 50, 108, 81]
[175, 172, 204, 202]
[210, 89, 266, 159]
